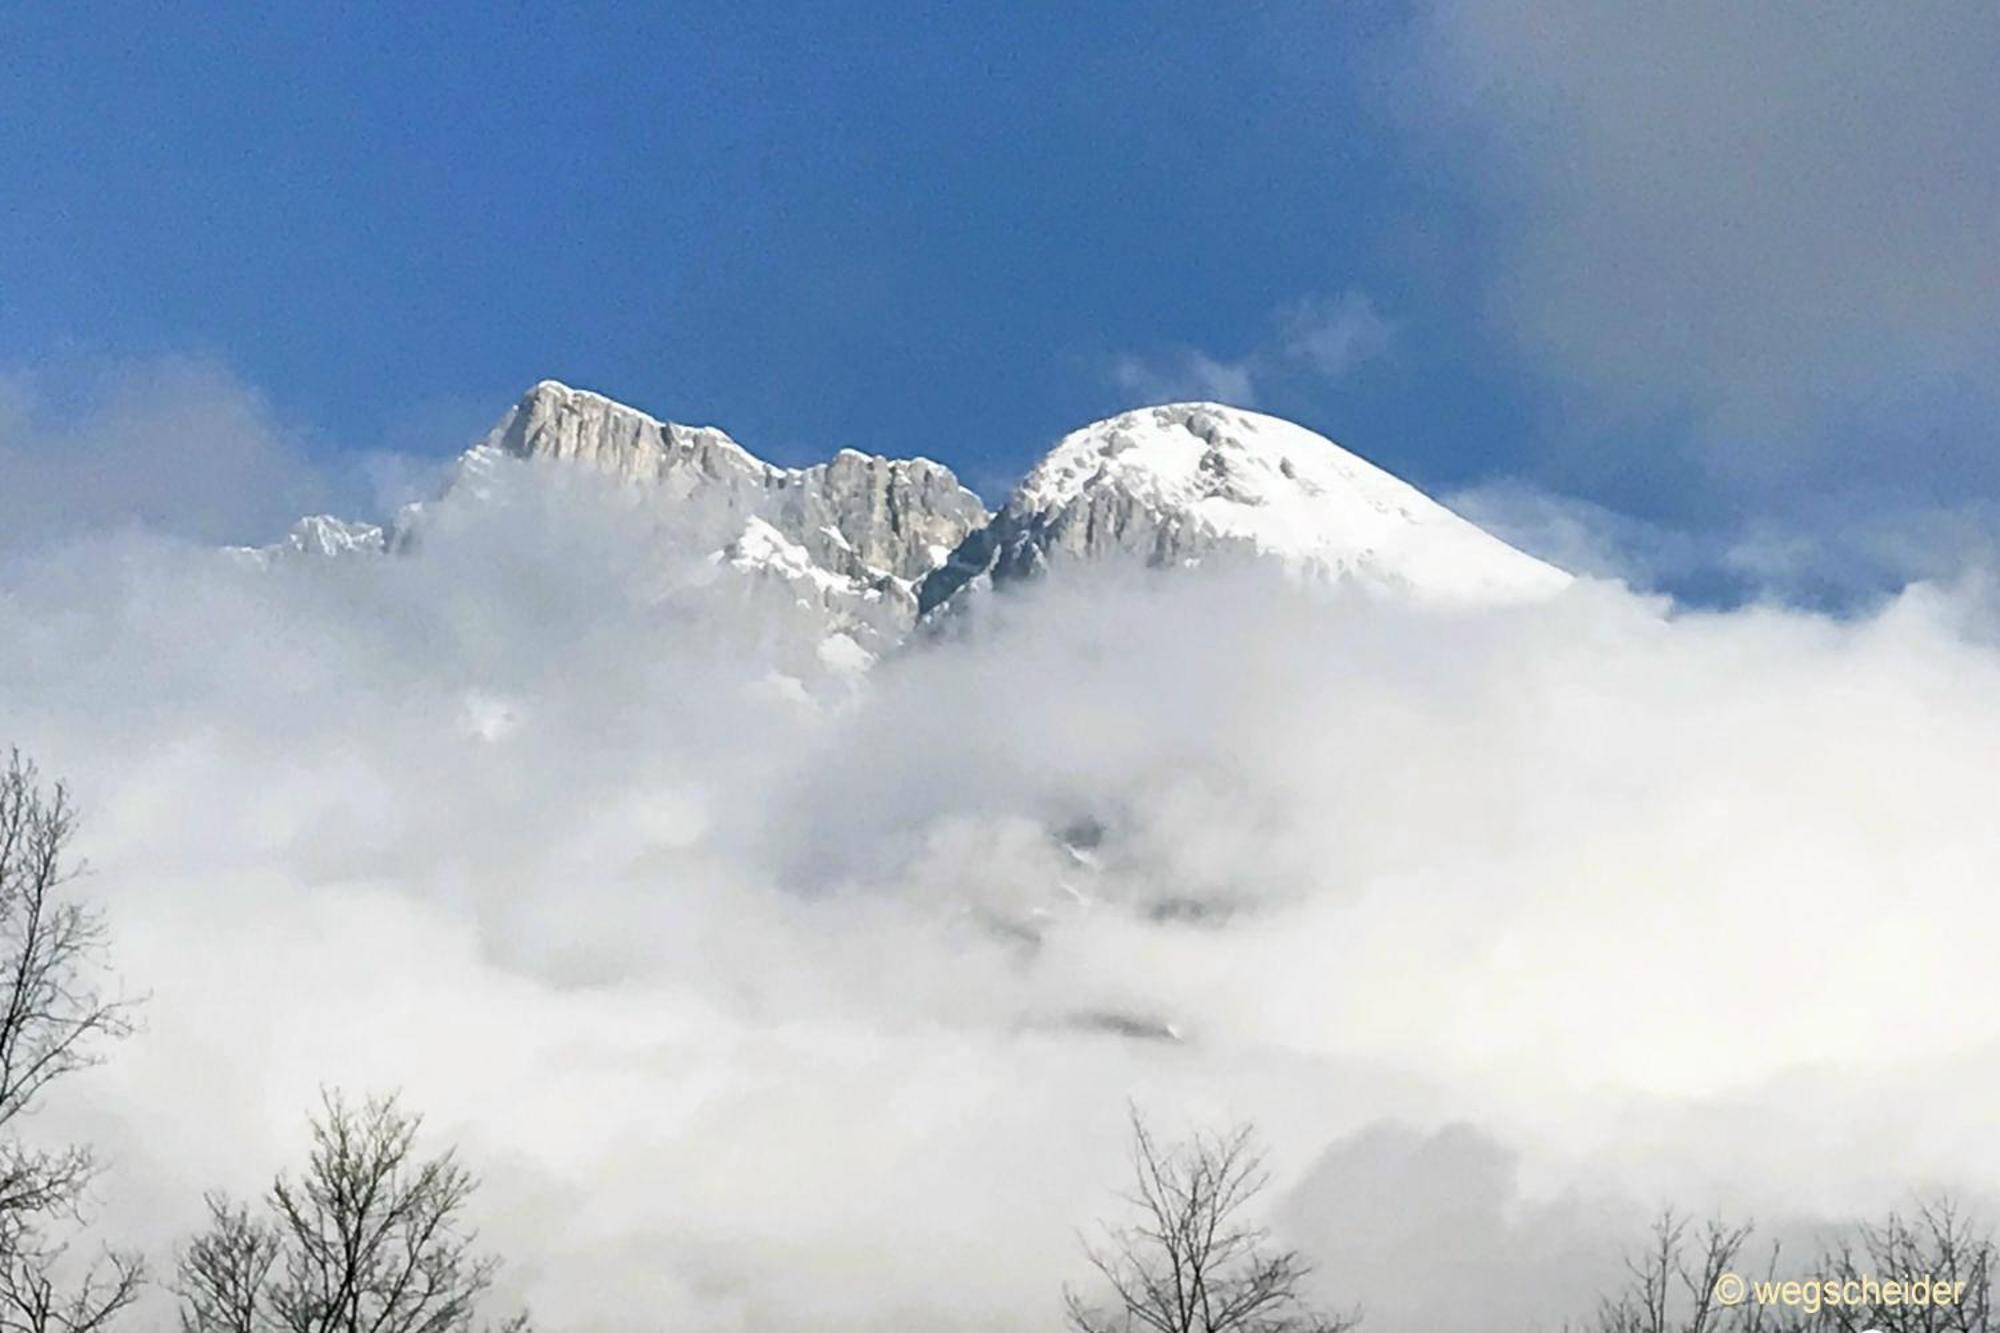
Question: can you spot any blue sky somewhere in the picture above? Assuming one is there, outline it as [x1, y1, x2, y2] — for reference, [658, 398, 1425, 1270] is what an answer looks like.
[5, 3, 1998, 598]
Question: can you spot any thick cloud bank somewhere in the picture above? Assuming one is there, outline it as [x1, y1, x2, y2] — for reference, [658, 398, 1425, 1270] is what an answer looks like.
[1395, 2, 2000, 540]
[7, 458, 2000, 1331]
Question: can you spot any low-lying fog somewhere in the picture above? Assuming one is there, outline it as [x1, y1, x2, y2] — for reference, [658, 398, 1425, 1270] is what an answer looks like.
[6, 407, 1999, 1331]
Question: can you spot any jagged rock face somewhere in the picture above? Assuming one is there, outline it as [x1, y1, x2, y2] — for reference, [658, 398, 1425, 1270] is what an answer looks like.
[248, 386, 1570, 656]
[769, 450, 988, 585]
[921, 402, 1570, 614]
[478, 381, 989, 637]
[484, 380, 776, 500]
[486, 382, 986, 579]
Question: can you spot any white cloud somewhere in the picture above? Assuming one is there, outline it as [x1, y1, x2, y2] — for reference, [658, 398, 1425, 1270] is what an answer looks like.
[1280, 291, 1393, 380]
[0, 356, 353, 552]
[1446, 480, 1706, 588]
[1110, 290, 1393, 408]
[1111, 348, 1261, 407]
[6, 442, 2000, 1329]
[1454, 478, 2000, 605]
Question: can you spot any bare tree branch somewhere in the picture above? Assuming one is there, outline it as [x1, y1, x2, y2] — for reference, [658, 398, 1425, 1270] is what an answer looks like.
[0, 751, 143, 1333]
[1581, 1200, 1996, 1333]
[177, 1092, 530, 1333]
[1066, 1107, 1358, 1333]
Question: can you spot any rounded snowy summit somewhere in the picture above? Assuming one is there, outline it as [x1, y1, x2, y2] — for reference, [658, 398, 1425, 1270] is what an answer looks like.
[993, 402, 1570, 604]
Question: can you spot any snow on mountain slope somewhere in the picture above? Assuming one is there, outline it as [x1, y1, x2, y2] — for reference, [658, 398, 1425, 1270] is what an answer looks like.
[413, 381, 991, 648]
[919, 403, 1571, 613]
[482, 381, 988, 588]
[229, 514, 387, 564]
[244, 387, 1570, 650]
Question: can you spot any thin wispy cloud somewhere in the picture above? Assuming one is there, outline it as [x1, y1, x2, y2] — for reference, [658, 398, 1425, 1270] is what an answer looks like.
[0, 356, 349, 553]
[1453, 478, 2000, 608]
[1110, 290, 1393, 408]
[1280, 292, 1394, 380]
[1111, 348, 1261, 407]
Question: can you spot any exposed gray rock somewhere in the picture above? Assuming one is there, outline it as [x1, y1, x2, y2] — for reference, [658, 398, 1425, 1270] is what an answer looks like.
[246, 388, 1569, 660]
[482, 382, 989, 635]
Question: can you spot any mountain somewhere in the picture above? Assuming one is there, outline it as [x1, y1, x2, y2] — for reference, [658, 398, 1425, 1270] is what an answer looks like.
[234, 384, 1574, 1007]
[476, 382, 991, 629]
[231, 514, 387, 565]
[244, 385, 1569, 641]
[481, 381, 989, 592]
[240, 381, 993, 647]
[918, 402, 1570, 614]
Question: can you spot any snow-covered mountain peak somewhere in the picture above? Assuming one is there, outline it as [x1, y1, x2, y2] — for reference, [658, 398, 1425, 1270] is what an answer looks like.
[441, 381, 991, 648]
[1017, 403, 1348, 513]
[919, 402, 1571, 612]
[246, 382, 1569, 653]
[227, 514, 387, 565]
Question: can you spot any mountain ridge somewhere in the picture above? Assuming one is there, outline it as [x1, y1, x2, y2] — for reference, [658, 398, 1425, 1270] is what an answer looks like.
[243, 382, 1571, 638]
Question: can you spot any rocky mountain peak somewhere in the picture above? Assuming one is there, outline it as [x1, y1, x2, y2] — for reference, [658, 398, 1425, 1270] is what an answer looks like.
[466, 381, 990, 642]
[244, 386, 1569, 649]
[483, 380, 770, 492]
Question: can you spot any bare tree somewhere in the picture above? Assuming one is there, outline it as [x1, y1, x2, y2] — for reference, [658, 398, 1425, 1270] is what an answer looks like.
[0, 750, 143, 1333]
[1584, 1210, 1765, 1333]
[1066, 1108, 1357, 1333]
[177, 1091, 531, 1333]
[1810, 1199, 1993, 1333]
[1580, 1200, 1996, 1333]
